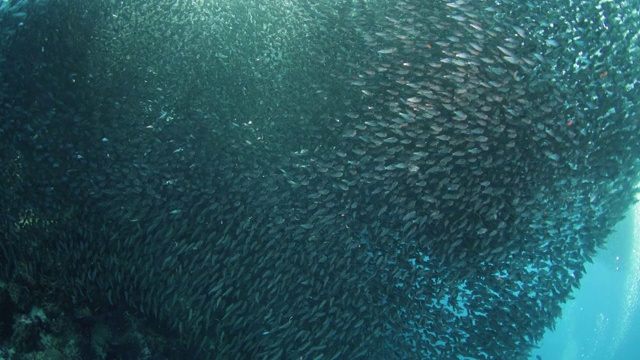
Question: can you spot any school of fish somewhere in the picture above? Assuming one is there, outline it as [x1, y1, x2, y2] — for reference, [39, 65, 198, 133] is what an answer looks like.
[1, 0, 639, 358]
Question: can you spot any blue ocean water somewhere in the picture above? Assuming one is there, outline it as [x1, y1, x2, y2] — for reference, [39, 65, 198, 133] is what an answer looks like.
[532, 200, 640, 360]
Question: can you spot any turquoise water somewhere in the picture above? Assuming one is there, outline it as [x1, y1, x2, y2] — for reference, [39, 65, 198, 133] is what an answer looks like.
[534, 200, 640, 360]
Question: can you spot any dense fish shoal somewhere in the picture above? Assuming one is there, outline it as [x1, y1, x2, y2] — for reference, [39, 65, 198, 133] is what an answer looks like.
[0, 0, 639, 359]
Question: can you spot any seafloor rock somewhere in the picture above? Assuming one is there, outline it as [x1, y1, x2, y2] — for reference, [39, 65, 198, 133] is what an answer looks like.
[10, 314, 42, 353]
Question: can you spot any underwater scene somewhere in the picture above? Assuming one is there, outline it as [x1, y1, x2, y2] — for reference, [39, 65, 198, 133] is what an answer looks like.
[1, 0, 639, 359]
[534, 202, 640, 360]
